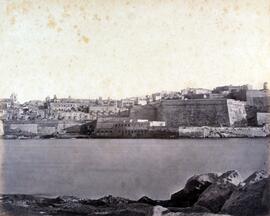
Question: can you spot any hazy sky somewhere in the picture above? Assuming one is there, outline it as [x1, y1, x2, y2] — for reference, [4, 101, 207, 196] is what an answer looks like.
[0, 0, 269, 102]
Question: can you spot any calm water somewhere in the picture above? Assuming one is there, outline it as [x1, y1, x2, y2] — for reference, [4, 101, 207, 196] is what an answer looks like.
[0, 138, 269, 200]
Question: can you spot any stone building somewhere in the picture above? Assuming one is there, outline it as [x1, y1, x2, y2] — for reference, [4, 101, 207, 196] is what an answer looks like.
[0, 94, 19, 120]
[257, 113, 270, 126]
[120, 98, 137, 108]
[46, 96, 120, 120]
[88, 104, 121, 119]
[246, 87, 270, 112]
[182, 88, 212, 95]
[93, 117, 166, 138]
[213, 84, 252, 101]
[213, 84, 252, 94]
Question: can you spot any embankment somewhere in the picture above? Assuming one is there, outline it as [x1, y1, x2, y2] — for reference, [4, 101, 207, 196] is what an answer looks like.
[179, 125, 270, 138]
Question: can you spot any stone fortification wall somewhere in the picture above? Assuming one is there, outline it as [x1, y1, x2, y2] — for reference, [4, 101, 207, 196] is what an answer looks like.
[3, 120, 81, 136]
[178, 126, 269, 138]
[227, 99, 247, 126]
[156, 99, 231, 127]
[129, 104, 157, 121]
[0, 120, 4, 136]
[9, 123, 38, 134]
[129, 99, 247, 127]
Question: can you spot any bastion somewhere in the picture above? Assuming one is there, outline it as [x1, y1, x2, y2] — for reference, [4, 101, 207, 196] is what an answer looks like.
[130, 99, 247, 127]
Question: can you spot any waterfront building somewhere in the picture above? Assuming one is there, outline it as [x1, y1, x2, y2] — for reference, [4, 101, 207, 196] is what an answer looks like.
[93, 117, 166, 138]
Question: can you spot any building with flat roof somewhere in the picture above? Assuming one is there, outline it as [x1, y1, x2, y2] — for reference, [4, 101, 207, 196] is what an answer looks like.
[246, 89, 270, 112]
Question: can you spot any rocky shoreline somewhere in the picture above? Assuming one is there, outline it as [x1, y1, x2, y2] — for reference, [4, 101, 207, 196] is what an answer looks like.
[0, 170, 269, 216]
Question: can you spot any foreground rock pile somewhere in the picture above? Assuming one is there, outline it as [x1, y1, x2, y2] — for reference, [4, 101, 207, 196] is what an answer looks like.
[0, 170, 268, 216]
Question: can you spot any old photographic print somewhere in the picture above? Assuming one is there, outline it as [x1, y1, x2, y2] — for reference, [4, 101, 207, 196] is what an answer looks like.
[0, 0, 269, 215]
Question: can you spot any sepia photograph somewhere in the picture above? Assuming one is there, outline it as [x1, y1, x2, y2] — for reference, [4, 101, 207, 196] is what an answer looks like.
[0, 0, 269, 215]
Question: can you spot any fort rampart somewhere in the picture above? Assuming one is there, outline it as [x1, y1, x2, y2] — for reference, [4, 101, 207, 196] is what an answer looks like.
[130, 99, 247, 127]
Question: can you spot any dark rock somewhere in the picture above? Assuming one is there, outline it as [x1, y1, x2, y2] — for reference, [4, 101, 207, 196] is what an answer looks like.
[54, 202, 97, 215]
[125, 203, 154, 216]
[90, 208, 148, 216]
[168, 205, 211, 213]
[137, 196, 158, 205]
[56, 195, 80, 203]
[221, 171, 269, 216]
[79, 198, 109, 207]
[194, 170, 242, 213]
[156, 199, 171, 207]
[97, 195, 132, 206]
[79, 195, 133, 207]
[161, 213, 232, 216]
[2, 194, 63, 208]
[86, 203, 153, 216]
[170, 172, 220, 207]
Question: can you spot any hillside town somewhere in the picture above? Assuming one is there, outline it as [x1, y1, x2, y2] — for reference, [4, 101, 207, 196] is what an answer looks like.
[0, 82, 269, 139]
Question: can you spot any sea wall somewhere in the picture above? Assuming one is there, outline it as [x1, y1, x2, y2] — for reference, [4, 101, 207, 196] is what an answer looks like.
[178, 126, 270, 138]
[3, 120, 82, 137]
[227, 100, 247, 126]
[9, 122, 38, 134]
[0, 120, 3, 136]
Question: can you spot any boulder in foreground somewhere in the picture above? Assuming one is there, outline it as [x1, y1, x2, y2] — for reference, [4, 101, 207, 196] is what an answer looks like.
[170, 173, 220, 207]
[220, 170, 269, 216]
[194, 170, 242, 213]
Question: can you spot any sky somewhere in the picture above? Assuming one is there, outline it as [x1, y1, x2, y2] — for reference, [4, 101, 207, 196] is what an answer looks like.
[0, 0, 269, 102]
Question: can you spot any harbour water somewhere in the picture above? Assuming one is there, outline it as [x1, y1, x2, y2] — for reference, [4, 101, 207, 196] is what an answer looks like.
[0, 138, 269, 200]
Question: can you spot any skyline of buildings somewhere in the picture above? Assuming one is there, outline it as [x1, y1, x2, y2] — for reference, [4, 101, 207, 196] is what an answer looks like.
[1, 82, 268, 103]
